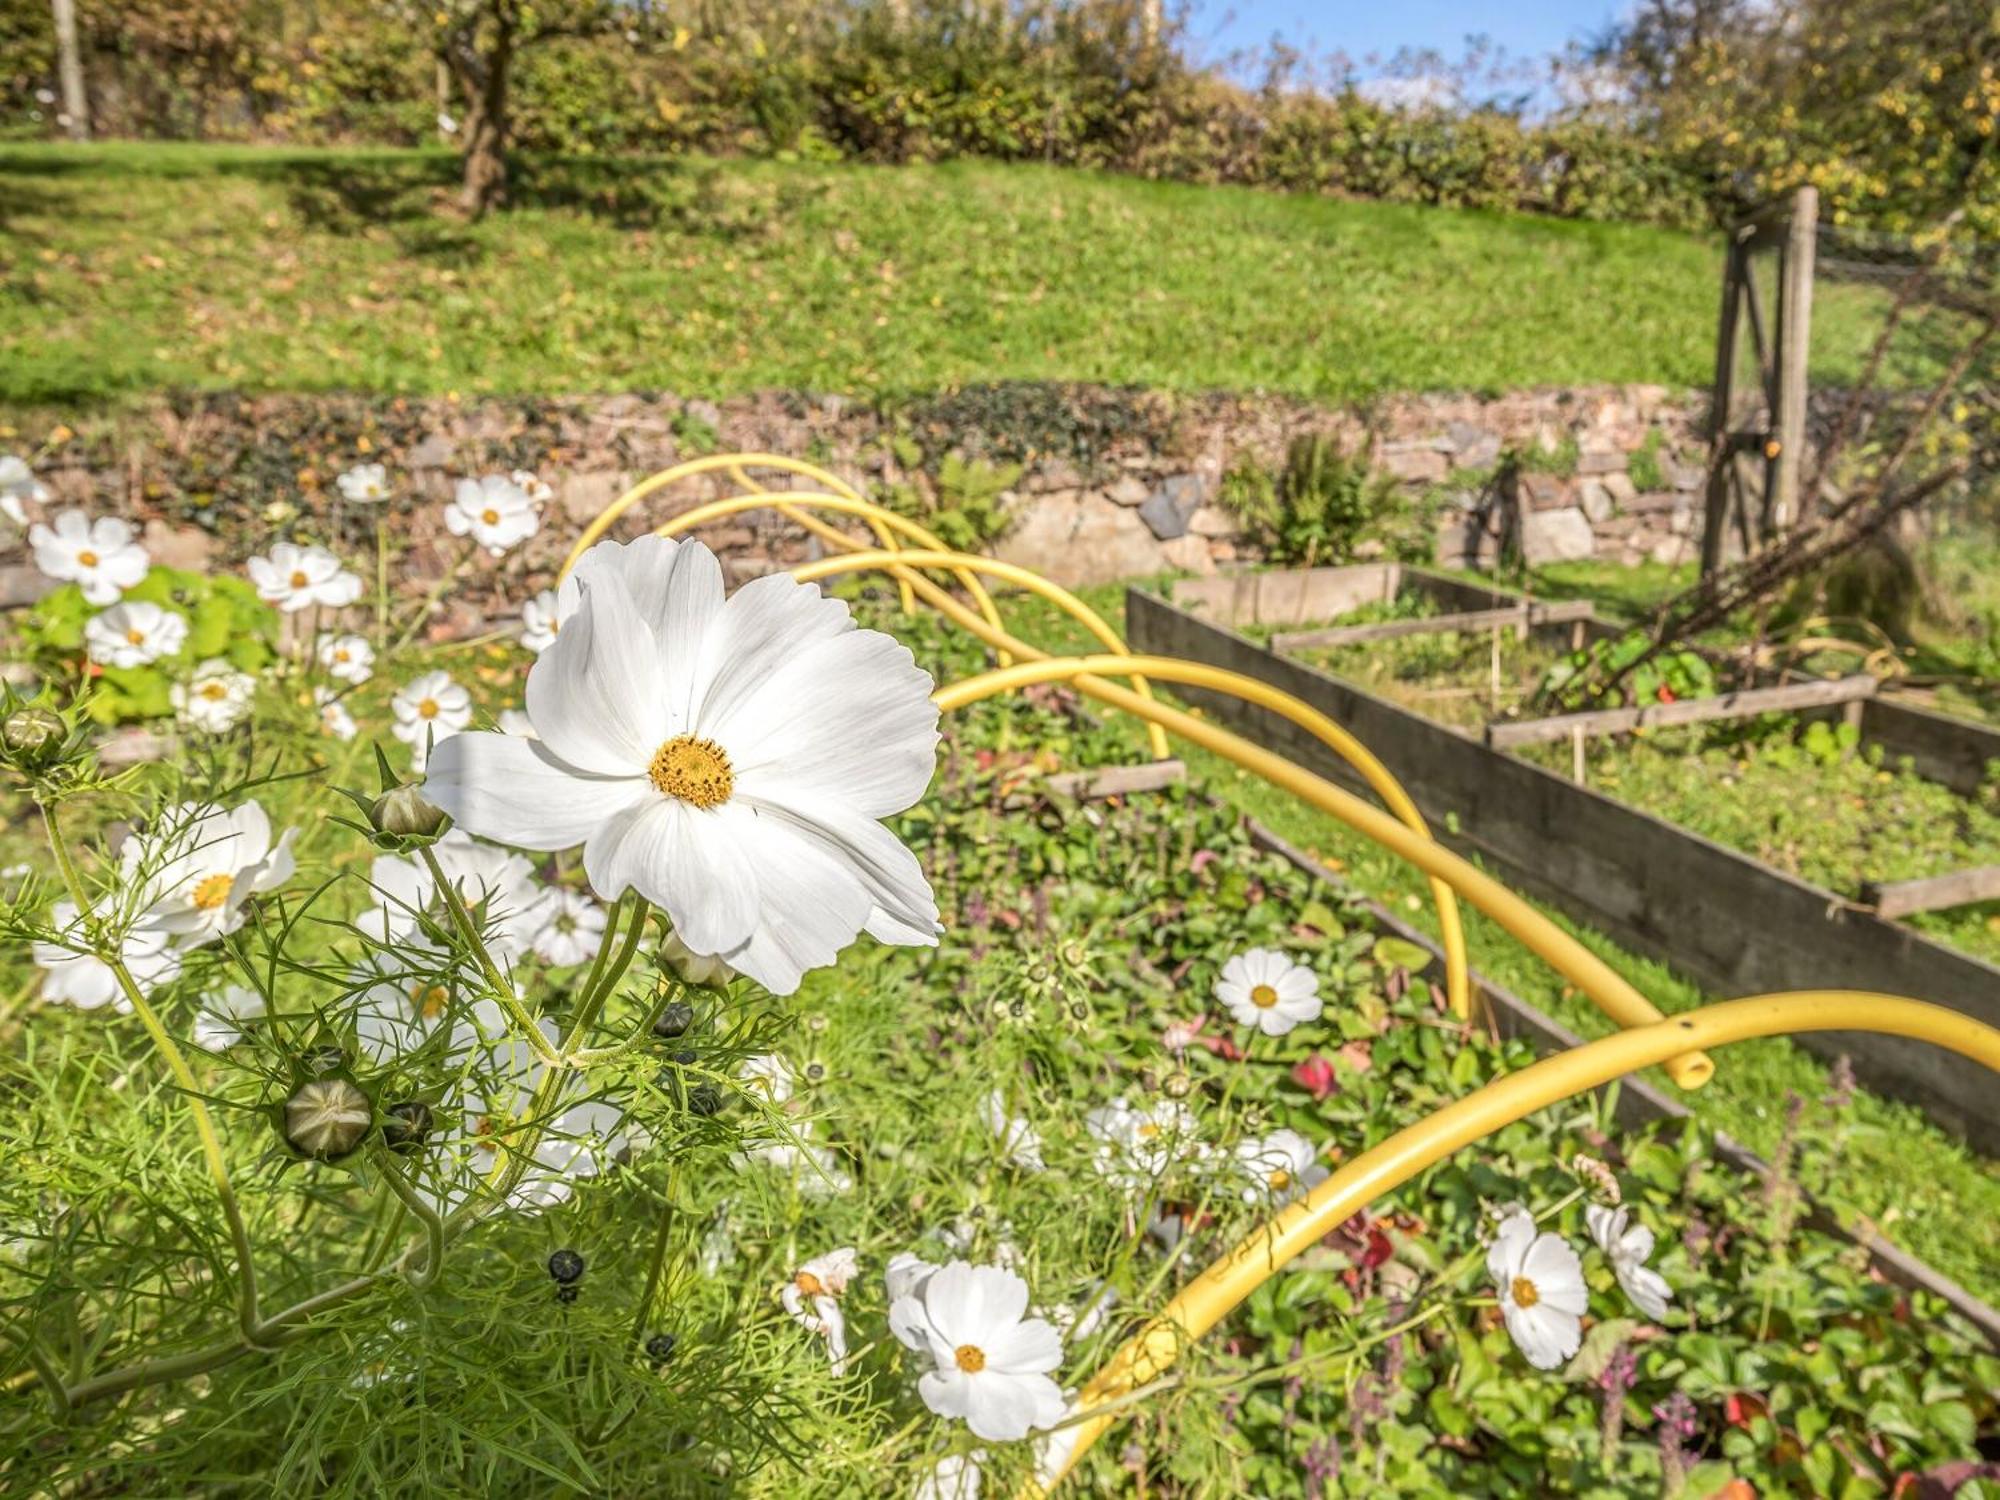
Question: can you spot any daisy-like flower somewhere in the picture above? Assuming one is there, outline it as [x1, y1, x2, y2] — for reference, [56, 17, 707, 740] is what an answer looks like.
[248, 542, 364, 613]
[33, 902, 182, 1011]
[315, 687, 358, 742]
[1488, 1206, 1588, 1370]
[1586, 1204, 1674, 1322]
[1086, 1097, 1199, 1189]
[421, 535, 941, 997]
[1234, 1127, 1330, 1205]
[1, 453, 51, 527]
[84, 600, 188, 669]
[124, 800, 298, 950]
[519, 588, 560, 653]
[529, 888, 605, 967]
[171, 659, 257, 734]
[29, 510, 149, 605]
[780, 1246, 859, 1373]
[391, 670, 473, 769]
[316, 632, 375, 684]
[1216, 948, 1322, 1037]
[192, 984, 267, 1052]
[980, 1091, 1045, 1173]
[890, 1261, 1067, 1442]
[888, 1250, 941, 1303]
[350, 959, 503, 1064]
[336, 462, 392, 504]
[740, 1052, 796, 1106]
[356, 829, 545, 965]
[510, 469, 554, 508]
[444, 474, 540, 556]
[915, 1452, 985, 1500]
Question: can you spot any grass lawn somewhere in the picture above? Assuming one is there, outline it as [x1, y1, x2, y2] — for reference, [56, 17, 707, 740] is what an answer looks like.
[0, 141, 1740, 407]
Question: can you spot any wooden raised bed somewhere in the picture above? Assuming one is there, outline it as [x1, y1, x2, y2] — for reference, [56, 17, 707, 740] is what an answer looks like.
[1130, 569, 2000, 1154]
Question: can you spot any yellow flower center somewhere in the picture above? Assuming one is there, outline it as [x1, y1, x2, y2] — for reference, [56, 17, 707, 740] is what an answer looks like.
[191, 872, 235, 910]
[201, 681, 228, 700]
[290, 570, 309, 589]
[1250, 983, 1279, 1009]
[333, 648, 350, 662]
[1511, 1276, 1540, 1310]
[480, 508, 500, 525]
[1136, 1122, 1161, 1140]
[1267, 1168, 1292, 1191]
[794, 1271, 825, 1297]
[77, 550, 99, 567]
[409, 982, 449, 1021]
[648, 735, 734, 808]
[125, 627, 146, 645]
[417, 697, 439, 719]
[953, 1344, 987, 1374]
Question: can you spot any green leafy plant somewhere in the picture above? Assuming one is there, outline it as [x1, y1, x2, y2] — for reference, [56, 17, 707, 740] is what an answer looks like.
[1222, 435, 1404, 567]
[16, 568, 279, 724]
[882, 450, 1023, 552]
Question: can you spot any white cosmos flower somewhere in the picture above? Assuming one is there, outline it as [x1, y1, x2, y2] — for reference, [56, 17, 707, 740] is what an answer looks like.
[1216, 948, 1322, 1037]
[1488, 1207, 1588, 1370]
[660, 929, 734, 986]
[510, 469, 554, 507]
[780, 1246, 859, 1373]
[420, 535, 941, 997]
[32, 901, 181, 1011]
[350, 958, 503, 1064]
[529, 888, 605, 967]
[1586, 1204, 1674, 1322]
[1086, 1097, 1199, 1190]
[356, 829, 545, 964]
[980, 1092, 1045, 1172]
[740, 1052, 795, 1106]
[171, 659, 258, 733]
[888, 1250, 941, 1304]
[316, 687, 358, 741]
[890, 1261, 1067, 1442]
[391, 670, 473, 769]
[1, 454, 51, 527]
[84, 600, 187, 669]
[915, 1452, 985, 1500]
[336, 462, 392, 504]
[316, 632, 375, 684]
[445, 475, 540, 556]
[248, 542, 364, 613]
[193, 984, 267, 1052]
[30, 510, 149, 605]
[125, 801, 298, 950]
[1234, 1128, 1330, 1205]
[519, 588, 560, 653]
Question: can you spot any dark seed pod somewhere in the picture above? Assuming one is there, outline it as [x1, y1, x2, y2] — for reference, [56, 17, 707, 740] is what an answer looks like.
[382, 1100, 433, 1154]
[644, 1332, 678, 1365]
[548, 1248, 585, 1284]
[555, 1283, 580, 1305]
[651, 1000, 695, 1040]
[803, 1062, 827, 1086]
[282, 1077, 373, 1161]
[671, 1047, 697, 1067]
[686, 1083, 723, 1118]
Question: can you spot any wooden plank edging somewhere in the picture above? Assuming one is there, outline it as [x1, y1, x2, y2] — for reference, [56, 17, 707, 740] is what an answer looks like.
[1863, 866, 2000, 921]
[1487, 674, 1879, 749]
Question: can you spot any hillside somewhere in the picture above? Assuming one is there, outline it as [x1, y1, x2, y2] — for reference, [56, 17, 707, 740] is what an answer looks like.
[0, 143, 1732, 407]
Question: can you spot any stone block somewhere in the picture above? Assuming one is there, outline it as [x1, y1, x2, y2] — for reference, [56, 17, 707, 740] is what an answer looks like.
[560, 470, 627, 524]
[1138, 474, 1208, 540]
[408, 433, 456, 470]
[1576, 449, 1628, 476]
[993, 492, 1167, 588]
[0, 565, 55, 608]
[1188, 505, 1240, 539]
[1380, 444, 1449, 484]
[1600, 472, 1637, 507]
[1445, 422, 1503, 471]
[1157, 534, 1216, 575]
[1623, 490, 1681, 514]
[142, 520, 216, 571]
[1578, 478, 1617, 523]
[1669, 462, 1705, 492]
[1518, 473, 1570, 511]
[1434, 515, 1500, 571]
[1519, 507, 1595, 565]
[1105, 475, 1151, 507]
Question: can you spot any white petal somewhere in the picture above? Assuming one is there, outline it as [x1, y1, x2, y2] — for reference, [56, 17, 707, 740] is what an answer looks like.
[583, 798, 759, 954]
[526, 571, 668, 776]
[693, 571, 855, 729]
[713, 814, 872, 996]
[565, 536, 726, 734]
[423, 732, 649, 850]
[739, 798, 939, 950]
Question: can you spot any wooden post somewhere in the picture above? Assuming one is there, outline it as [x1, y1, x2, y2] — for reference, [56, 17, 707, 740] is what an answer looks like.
[1489, 623, 1502, 711]
[1701, 236, 1745, 577]
[1770, 186, 1819, 534]
[1570, 725, 1586, 784]
[50, 0, 88, 141]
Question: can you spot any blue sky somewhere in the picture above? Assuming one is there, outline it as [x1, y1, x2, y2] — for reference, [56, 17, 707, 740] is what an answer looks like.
[1187, 0, 1629, 76]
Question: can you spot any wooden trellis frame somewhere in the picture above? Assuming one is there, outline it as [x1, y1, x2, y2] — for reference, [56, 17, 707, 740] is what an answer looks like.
[1700, 187, 1819, 575]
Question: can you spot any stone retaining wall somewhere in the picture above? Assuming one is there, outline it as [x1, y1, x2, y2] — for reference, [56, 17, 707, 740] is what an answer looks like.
[0, 384, 1711, 606]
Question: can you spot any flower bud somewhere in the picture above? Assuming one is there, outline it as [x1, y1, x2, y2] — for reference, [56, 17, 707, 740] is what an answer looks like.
[651, 999, 695, 1041]
[659, 931, 733, 988]
[2, 706, 68, 771]
[371, 782, 449, 841]
[382, 1100, 433, 1154]
[282, 1076, 373, 1161]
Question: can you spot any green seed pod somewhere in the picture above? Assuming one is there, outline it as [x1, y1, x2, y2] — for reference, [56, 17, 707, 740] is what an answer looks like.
[371, 782, 450, 842]
[282, 1076, 373, 1161]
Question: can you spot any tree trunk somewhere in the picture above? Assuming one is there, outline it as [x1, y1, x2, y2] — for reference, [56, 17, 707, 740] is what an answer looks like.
[455, 18, 514, 219]
[50, 0, 89, 141]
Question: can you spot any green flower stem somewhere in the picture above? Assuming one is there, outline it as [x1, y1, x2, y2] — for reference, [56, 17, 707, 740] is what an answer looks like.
[1, 1322, 72, 1422]
[40, 800, 267, 1349]
[373, 517, 389, 648]
[416, 842, 560, 1066]
[370, 1147, 446, 1291]
[563, 897, 650, 1054]
[629, 1168, 678, 1346]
